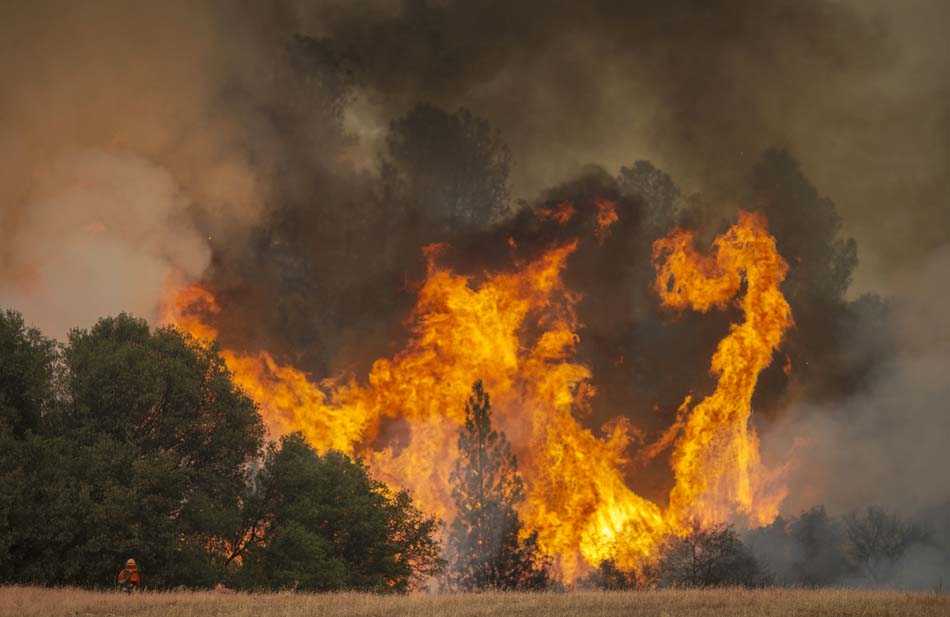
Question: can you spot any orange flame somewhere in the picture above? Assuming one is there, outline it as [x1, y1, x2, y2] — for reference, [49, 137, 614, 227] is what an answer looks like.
[537, 201, 576, 225]
[653, 210, 793, 530]
[162, 209, 793, 580]
[594, 199, 619, 245]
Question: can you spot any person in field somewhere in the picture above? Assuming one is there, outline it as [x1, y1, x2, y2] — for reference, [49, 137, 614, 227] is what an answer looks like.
[116, 558, 140, 592]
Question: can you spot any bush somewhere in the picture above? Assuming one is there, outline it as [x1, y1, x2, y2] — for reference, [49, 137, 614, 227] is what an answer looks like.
[657, 524, 771, 588]
[232, 434, 443, 592]
[579, 559, 639, 590]
[844, 506, 932, 585]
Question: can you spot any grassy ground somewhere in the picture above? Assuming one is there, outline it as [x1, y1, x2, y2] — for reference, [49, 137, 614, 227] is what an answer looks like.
[2, 586, 948, 617]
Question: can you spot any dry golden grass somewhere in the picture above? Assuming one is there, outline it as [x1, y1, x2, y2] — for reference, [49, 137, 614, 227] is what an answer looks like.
[1, 586, 947, 617]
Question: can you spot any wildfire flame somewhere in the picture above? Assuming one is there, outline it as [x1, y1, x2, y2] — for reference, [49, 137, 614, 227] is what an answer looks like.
[653, 210, 793, 530]
[537, 201, 576, 225]
[161, 209, 792, 580]
[594, 199, 619, 245]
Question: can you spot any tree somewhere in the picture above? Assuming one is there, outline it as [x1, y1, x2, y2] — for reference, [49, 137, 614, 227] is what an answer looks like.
[617, 160, 677, 235]
[56, 314, 266, 586]
[748, 148, 886, 404]
[0, 313, 266, 587]
[234, 434, 442, 592]
[0, 309, 59, 580]
[657, 524, 771, 588]
[789, 506, 851, 586]
[751, 148, 857, 304]
[447, 380, 550, 591]
[746, 506, 853, 587]
[844, 506, 932, 584]
[580, 559, 638, 590]
[382, 105, 511, 235]
[0, 310, 447, 591]
[0, 309, 57, 438]
[6, 428, 186, 587]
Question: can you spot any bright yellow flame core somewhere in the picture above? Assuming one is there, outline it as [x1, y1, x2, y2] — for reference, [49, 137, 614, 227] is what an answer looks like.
[653, 210, 793, 531]
[163, 210, 792, 580]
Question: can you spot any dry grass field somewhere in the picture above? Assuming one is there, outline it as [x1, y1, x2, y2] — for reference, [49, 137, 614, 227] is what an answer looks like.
[1, 586, 948, 617]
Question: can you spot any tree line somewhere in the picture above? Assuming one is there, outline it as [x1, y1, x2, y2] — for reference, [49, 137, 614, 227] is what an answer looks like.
[0, 310, 441, 590]
[2, 308, 946, 591]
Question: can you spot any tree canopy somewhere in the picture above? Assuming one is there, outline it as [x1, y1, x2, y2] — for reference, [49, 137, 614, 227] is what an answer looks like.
[0, 310, 440, 591]
[234, 433, 442, 592]
[383, 105, 511, 235]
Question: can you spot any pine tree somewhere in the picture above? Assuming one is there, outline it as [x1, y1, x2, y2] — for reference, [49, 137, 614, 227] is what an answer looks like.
[447, 380, 549, 590]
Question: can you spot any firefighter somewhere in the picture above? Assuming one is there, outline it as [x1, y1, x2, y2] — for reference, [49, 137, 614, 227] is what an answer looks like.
[116, 558, 140, 592]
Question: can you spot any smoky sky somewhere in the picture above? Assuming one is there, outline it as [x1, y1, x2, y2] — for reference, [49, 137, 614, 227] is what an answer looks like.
[1, 1, 948, 516]
[3, 0, 947, 324]
[303, 0, 949, 292]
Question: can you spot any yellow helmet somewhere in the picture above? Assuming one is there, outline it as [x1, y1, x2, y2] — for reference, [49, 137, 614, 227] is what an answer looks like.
[126, 559, 136, 568]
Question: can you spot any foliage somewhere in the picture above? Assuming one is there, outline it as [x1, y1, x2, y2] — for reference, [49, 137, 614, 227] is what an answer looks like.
[747, 148, 894, 404]
[383, 105, 511, 234]
[844, 506, 932, 584]
[751, 148, 857, 303]
[657, 524, 771, 588]
[789, 506, 851, 586]
[0, 309, 446, 591]
[446, 381, 550, 591]
[746, 505, 948, 589]
[0, 309, 57, 437]
[0, 312, 265, 587]
[57, 315, 265, 587]
[579, 559, 639, 590]
[233, 434, 442, 592]
[618, 160, 678, 234]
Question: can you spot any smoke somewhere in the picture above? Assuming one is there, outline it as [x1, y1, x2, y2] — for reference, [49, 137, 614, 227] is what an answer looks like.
[298, 0, 950, 291]
[0, 151, 209, 338]
[0, 1, 328, 337]
[762, 244, 950, 515]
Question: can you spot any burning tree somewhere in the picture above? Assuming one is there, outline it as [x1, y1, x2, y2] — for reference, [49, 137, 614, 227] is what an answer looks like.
[446, 380, 550, 590]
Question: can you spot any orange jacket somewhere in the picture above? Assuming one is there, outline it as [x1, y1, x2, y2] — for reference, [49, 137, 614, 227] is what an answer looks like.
[117, 568, 140, 586]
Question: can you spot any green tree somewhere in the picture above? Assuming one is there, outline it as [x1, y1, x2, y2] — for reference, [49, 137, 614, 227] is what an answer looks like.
[234, 433, 442, 592]
[6, 428, 186, 586]
[447, 380, 550, 591]
[0, 309, 57, 437]
[0, 313, 265, 588]
[0, 309, 59, 581]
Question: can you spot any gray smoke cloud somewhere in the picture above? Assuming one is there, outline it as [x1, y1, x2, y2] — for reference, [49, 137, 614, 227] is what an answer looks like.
[763, 244, 950, 516]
